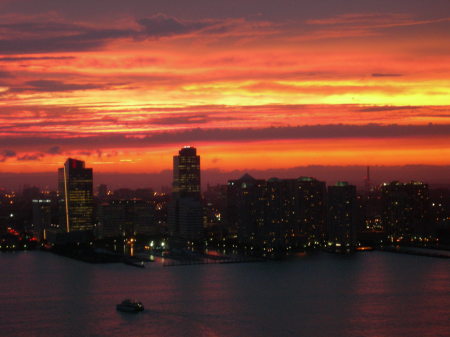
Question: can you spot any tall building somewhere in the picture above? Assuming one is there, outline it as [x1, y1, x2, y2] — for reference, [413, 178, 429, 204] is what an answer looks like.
[98, 199, 153, 238]
[381, 181, 430, 239]
[173, 146, 201, 197]
[294, 177, 327, 245]
[228, 175, 326, 251]
[227, 174, 266, 244]
[58, 158, 94, 232]
[364, 166, 372, 193]
[327, 181, 357, 249]
[265, 178, 295, 249]
[32, 199, 52, 240]
[169, 147, 203, 240]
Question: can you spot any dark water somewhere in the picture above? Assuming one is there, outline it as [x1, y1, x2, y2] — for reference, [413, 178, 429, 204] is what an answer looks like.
[0, 251, 449, 337]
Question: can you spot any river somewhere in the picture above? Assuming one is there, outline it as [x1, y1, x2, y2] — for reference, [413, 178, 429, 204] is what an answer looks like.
[0, 251, 448, 337]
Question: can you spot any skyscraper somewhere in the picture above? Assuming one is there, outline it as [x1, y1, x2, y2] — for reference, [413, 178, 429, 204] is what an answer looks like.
[58, 158, 94, 232]
[169, 147, 203, 241]
[173, 146, 201, 197]
[327, 181, 357, 250]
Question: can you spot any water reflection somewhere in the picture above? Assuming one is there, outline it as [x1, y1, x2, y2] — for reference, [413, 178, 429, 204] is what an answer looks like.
[0, 251, 449, 337]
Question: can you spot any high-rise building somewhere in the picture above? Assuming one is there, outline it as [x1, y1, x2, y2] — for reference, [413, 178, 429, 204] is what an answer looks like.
[58, 158, 94, 232]
[294, 177, 327, 245]
[265, 178, 295, 248]
[381, 181, 430, 239]
[228, 175, 326, 251]
[173, 146, 200, 197]
[32, 199, 52, 240]
[227, 174, 266, 244]
[169, 147, 203, 240]
[327, 181, 357, 249]
[98, 199, 153, 238]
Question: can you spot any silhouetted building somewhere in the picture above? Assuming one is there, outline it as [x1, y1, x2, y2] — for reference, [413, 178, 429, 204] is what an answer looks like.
[364, 166, 372, 193]
[177, 198, 203, 240]
[203, 184, 227, 238]
[227, 174, 266, 245]
[135, 188, 154, 201]
[430, 188, 450, 244]
[173, 146, 201, 197]
[98, 199, 154, 238]
[381, 181, 430, 239]
[150, 192, 170, 233]
[0, 191, 14, 234]
[227, 175, 326, 252]
[97, 184, 108, 200]
[169, 146, 203, 241]
[356, 186, 385, 245]
[265, 178, 296, 250]
[327, 182, 357, 249]
[22, 186, 42, 200]
[113, 188, 135, 200]
[294, 177, 327, 245]
[32, 199, 52, 240]
[58, 158, 94, 232]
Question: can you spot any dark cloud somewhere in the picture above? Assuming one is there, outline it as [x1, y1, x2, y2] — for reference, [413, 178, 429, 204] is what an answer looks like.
[0, 36, 104, 54]
[2, 149, 16, 157]
[0, 14, 264, 54]
[47, 146, 62, 154]
[149, 113, 236, 125]
[76, 151, 92, 156]
[0, 16, 220, 54]
[358, 105, 417, 112]
[0, 21, 134, 54]
[1, 124, 450, 149]
[138, 13, 218, 38]
[17, 153, 44, 161]
[0, 21, 82, 33]
[0, 71, 13, 78]
[372, 73, 403, 77]
[0, 56, 75, 62]
[2, 0, 449, 25]
[19, 80, 101, 92]
[1, 149, 17, 161]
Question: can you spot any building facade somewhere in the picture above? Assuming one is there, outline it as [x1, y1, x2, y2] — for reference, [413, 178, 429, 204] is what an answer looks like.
[58, 158, 94, 232]
[169, 147, 203, 241]
[98, 199, 154, 238]
[227, 174, 266, 245]
[327, 181, 357, 249]
[381, 181, 430, 239]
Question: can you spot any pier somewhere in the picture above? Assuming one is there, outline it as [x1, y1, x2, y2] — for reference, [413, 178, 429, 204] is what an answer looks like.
[379, 246, 450, 259]
[163, 254, 266, 267]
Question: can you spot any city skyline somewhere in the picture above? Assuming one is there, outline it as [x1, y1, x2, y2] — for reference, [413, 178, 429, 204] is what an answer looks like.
[1, 3, 449, 337]
[3, 161, 450, 191]
[1, 0, 450, 176]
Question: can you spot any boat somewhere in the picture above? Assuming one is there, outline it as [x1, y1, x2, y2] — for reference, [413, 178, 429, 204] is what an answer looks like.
[116, 299, 144, 312]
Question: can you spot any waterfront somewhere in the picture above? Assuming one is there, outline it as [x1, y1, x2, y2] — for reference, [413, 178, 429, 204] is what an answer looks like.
[0, 251, 449, 337]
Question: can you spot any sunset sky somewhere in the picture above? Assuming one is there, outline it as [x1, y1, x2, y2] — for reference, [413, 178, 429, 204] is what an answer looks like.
[1, 0, 450, 177]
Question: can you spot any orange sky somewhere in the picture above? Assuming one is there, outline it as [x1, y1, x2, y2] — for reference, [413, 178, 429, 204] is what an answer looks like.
[1, 1, 450, 174]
